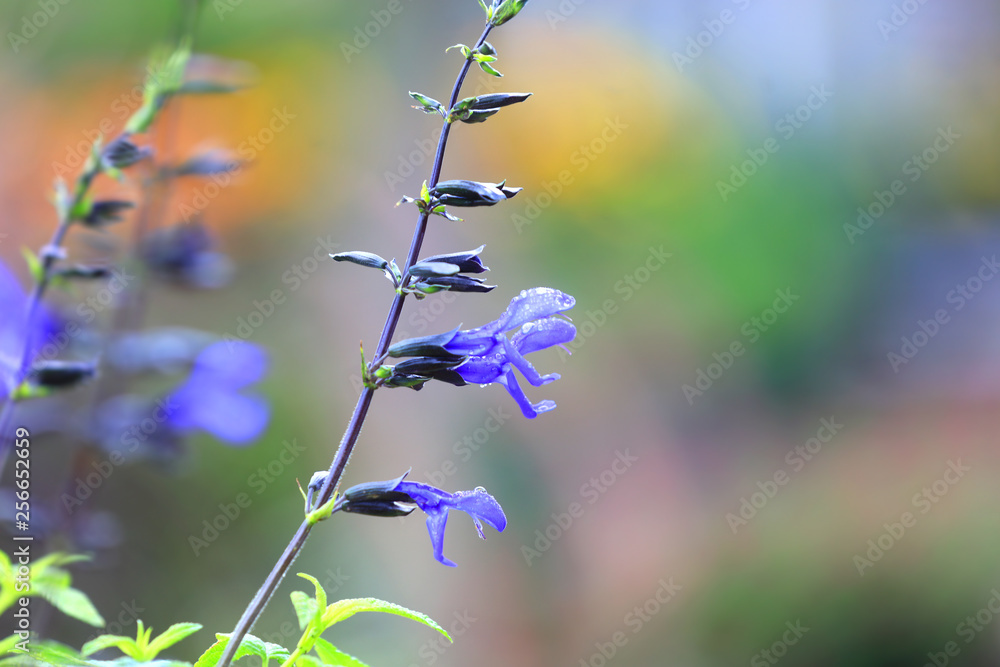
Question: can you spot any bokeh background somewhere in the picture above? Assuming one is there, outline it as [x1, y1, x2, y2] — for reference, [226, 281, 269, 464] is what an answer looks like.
[3, 0, 1000, 664]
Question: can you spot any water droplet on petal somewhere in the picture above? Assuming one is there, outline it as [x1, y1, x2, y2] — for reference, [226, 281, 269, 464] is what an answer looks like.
[474, 486, 486, 493]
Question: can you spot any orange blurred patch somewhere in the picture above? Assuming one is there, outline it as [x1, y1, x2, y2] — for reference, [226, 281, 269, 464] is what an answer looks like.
[0, 44, 331, 253]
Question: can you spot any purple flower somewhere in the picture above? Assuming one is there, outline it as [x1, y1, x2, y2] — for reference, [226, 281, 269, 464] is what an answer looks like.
[0, 261, 50, 402]
[388, 287, 576, 418]
[337, 471, 507, 567]
[167, 341, 269, 444]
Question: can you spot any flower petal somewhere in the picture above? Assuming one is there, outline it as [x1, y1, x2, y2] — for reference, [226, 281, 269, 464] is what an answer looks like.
[495, 288, 575, 333]
[450, 488, 507, 533]
[191, 341, 268, 388]
[502, 336, 558, 387]
[497, 369, 556, 419]
[454, 355, 504, 385]
[170, 385, 269, 444]
[425, 510, 457, 567]
[511, 317, 577, 355]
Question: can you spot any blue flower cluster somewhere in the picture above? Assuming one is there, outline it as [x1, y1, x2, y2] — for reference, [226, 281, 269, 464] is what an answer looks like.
[385, 286, 577, 418]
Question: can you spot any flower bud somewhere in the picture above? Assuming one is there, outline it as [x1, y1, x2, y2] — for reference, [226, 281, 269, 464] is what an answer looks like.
[81, 200, 134, 228]
[490, 0, 529, 26]
[101, 135, 153, 170]
[432, 180, 520, 207]
[388, 328, 463, 359]
[29, 360, 97, 389]
[417, 245, 488, 274]
[331, 251, 389, 271]
[339, 474, 417, 518]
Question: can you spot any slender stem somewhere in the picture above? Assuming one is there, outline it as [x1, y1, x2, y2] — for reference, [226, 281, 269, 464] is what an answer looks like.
[0, 162, 102, 477]
[215, 23, 494, 667]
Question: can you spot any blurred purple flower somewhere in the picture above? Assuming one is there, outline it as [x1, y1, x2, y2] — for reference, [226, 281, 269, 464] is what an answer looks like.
[0, 261, 50, 401]
[389, 287, 576, 418]
[167, 341, 269, 445]
[337, 471, 507, 567]
[142, 222, 233, 289]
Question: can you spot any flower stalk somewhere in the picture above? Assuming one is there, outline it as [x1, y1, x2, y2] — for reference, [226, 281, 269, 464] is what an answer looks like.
[215, 21, 496, 667]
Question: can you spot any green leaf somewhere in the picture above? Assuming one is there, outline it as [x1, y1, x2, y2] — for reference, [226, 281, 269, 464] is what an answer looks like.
[0, 635, 20, 656]
[479, 61, 503, 77]
[445, 43, 472, 59]
[263, 641, 291, 665]
[290, 591, 320, 632]
[295, 656, 323, 667]
[44, 586, 105, 628]
[298, 574, 327, 615]
[312, 638, 369, 667]
[146, 623, 203, 658]
[21, 247, 44, 285]
[125, 41, 192, 133]
[81, 634, 137, 658]
[15, 640, 84, 666]
[194, 633, 266, 667]
[408, 92, 445, 117]
[318, 598, 451, 642]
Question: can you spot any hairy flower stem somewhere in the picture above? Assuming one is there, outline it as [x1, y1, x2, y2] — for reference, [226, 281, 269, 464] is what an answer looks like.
[216, 23, 494, 667]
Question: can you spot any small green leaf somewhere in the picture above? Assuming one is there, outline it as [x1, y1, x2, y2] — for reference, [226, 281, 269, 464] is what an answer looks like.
[21, 247, 44, 284]
[319, 598, 451, 642]
[11, 382, 51, 401]
[408, 92, 445, 117]
[445, 43, 472, 59]
[290, 591, 320, 632]
[146, 623, 203, 658]
[81, 634, 137, 657]
[194, 633, 267, 667]
[313, 638, 370, 667]
[479, 61, 503, 77]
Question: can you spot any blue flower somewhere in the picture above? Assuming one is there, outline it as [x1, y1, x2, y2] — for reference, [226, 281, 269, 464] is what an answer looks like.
[167, 340, 269, 444]
[337, 471, 507, 567]
[388, 287, 576, 418]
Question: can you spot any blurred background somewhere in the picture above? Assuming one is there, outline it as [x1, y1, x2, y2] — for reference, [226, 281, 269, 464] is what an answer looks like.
[2, 0, 1000, 665]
